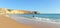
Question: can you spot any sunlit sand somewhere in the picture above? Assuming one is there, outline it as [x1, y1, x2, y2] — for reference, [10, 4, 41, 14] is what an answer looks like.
[0, 14, 60, 28]
[0, 15, 33, 28]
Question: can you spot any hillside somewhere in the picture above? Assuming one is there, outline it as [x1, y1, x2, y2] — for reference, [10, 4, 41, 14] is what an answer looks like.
[0, 8, 40, 14]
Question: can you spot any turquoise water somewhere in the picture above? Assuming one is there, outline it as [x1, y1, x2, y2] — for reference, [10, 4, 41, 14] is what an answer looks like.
[17, 14, 60, 22]
[18, 14, 60, 19]
[9, 14, 60, 23]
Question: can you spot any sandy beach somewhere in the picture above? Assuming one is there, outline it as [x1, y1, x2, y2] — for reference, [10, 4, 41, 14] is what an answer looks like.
[0, 14, 60, 28]
[0, 15, 34, 28]
[9, 14, 60, 28]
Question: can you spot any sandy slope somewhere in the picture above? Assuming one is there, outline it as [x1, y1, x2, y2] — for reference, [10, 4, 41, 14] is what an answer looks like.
[0, 15, 33, 28]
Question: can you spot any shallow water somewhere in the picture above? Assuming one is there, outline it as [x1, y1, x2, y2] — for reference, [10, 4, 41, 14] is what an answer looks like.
[8, 14, 60, 24]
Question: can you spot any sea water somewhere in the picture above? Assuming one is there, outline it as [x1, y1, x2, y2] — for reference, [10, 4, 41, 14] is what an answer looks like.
[9, 14, 60, 24]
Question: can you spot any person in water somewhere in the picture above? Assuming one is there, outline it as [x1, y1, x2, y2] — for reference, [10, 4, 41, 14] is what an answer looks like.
[33, 16, 34, 17]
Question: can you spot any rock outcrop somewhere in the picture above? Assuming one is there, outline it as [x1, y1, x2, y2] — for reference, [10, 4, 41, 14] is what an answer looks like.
[0, 8, 40, 14]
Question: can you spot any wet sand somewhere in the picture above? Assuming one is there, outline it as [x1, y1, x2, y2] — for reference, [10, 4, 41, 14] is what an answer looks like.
[0, 15, 33, 28]
[1, 14, 60, 28]
[9, 15, 60, 28]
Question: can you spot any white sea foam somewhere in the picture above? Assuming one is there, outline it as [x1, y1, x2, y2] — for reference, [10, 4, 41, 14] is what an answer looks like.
[8, 14, 60, 24]
[33, 17, 60, 24]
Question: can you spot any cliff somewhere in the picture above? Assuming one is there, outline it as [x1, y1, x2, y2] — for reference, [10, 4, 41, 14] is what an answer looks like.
[0, 8, 40, 14]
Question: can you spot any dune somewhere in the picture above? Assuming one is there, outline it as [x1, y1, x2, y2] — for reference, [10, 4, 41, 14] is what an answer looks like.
[0, 15, 33, 28]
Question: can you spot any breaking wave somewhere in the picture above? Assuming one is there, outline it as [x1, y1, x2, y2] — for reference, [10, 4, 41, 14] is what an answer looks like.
[33, 17, 60, 24]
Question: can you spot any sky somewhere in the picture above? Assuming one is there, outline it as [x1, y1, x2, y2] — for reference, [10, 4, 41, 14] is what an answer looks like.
[0, 0, 60, 14]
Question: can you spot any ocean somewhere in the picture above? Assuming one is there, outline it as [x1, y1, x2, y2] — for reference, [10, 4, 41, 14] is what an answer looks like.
[9, 14, 60, 24]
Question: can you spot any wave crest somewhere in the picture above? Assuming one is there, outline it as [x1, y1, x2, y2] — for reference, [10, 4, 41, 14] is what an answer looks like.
[33, 17, 60, 24]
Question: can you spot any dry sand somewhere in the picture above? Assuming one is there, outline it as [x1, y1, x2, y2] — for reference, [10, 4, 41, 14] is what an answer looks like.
[1, 14, 60, 28]
[0, 15, 34, 28]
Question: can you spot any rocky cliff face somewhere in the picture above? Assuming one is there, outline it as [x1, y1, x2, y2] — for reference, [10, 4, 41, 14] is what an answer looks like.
[10, 10, 33, 14]
[0, 8, 8, 14]
[0, 8, 40, 14]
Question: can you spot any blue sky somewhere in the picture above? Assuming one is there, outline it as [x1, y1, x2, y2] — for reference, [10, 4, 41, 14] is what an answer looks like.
[0, 0, 60, 14]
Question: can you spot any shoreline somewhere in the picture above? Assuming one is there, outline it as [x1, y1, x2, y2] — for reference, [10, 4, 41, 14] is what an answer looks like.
[0, 15, 34, 28]
[8, 14, 60, 28]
